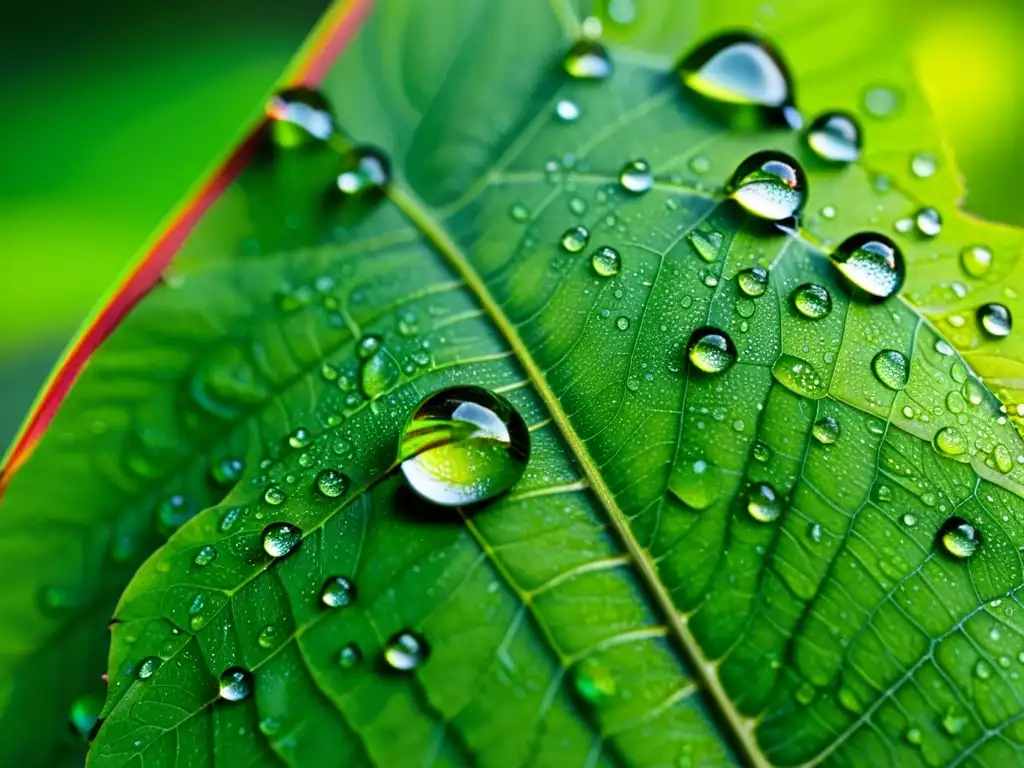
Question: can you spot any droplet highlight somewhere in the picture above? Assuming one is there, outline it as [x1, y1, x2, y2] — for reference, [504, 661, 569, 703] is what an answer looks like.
[831, 233, 905, 299]
[727, 151, 806, 221]
[687, 327, 737, 374]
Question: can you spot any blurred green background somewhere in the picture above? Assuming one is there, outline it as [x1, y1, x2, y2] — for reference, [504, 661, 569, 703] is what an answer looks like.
[1, 0, 1022, 454]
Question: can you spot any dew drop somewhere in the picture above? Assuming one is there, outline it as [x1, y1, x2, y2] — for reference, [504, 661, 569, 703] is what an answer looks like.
[747, 482, 782, 522]
[509, 202, 531, 222]
[338, 642, 362, 668]
[831, 233, 905, 299]
[616, 316, 630, 331]
[915, 207, 942, 237]
[155, 494, 195, 537]
[905, 728, 923, 746]
[977, 303, 1012, 338]
[688, 230, 723, 262]
[211, 457, 245, 487]
[262, 522, 302, 558]
[619, 159, 653, 194]
[137, 656, 162, 680]
[257, 624, 282, 649]
[938, 517, 981, 559]
[266, 87, 334, 148]
[315, 468, 349, 499]
[556, 99, 581, 122]
[320, 576, 356, 608]
[772, 354, 826, 399]
[564, 39, 613, 80]
[806, 111, 861, 163]
[993, 444, 1014, 474]
[264, 486, 286, 506]
[933, 426, 967, 457]
[792, 283, 832, 320]
[335, 147, 390, 197]
[812, 416, 841, 444]
[942, 708, 968, 735]
[561, 225, 590, 253]
[193, 545, 218, 567]
[383, 630, 429, 671]
[871, 349, 910, 391]
[727, 151, 806, 221]
[863, 86, 901, 118]
[219, 667, 254, 702]
[590, 246, 622, 277]
[669, 459, 719, 510]
[960, 246, 993, 278]
[287, 427, 312, 449]
[687, 327, 737, 374]
[910, 152, 937, 178]
[737, 267, 768, 297]
[752, 442, 772, 463]
[398, 386, 530, 507]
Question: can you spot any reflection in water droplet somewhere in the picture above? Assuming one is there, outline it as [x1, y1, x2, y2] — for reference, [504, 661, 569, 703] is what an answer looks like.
[338, 642, 362, 668]
[619, 159, 653, 194]
[960, 246, 993, 278]
[590, 246, 622, 277]
[266, 87, 334, 148]
[772, 354, 826, 399]
[687, 327, 737, 374]
[669, 459, 719, 510]
[561, 225, 590, 253]
[262, 522, 302, 558]
[315, 468, 349, 498]
[792, 284, 832, 319]
[137, 656, 162, 680]
[812, 416, 841, 444]
[993, 444, 1014, 474]
[336, 147, 390, 197]
[806, 112, 861, 163]
[688, 230, 723, 262]
[938, 517, 980, 559]
[737, 267, 768, 297]
[911, 152, 937, 178]
[219, 667, 254, 702]
[752, 442, 772, 463]
[915, 207, 942, 237]
[556, 99, 581, 122]
[871, 350, 910, 391]
[194, 545, 217, 567]
[320, 576, 356, 608]
[399, 387, 530, 507]
[384, 631, 429, 671]
[264, 486, 286, 506]
[747, 483, 782, 522]
[564, 40, 613, 80]
[831, 233, 905, 299]
[677, 33, 801, 128]
[934, 426, 968, 457]
[977, 303, 1012, 338]
[727, 151, 806, 221]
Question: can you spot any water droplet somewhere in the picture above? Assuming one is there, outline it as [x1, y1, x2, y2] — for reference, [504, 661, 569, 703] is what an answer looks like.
[155, 494, 195, 537]
[942, 708, 968, 735]
[383, 630, 429, 671]
[677, 33, 800, 128]
[619, 159, 653, 194]
[669, 459, 719, 510]
[69, 694, 103, 740]
[509, 202, 531, 222]
[747, 483, 781, 522]
[590, 246, 622, 277]
[320, 576, 356, 608]
[872, 349, 910, 391]
[338, 642, 362, 668]
[792, 284, 832, 320]
[795, 682, 815, 705]
[356, 335, 382, 360]
[938, 517, 981, 559]
[360, 347, 401, 399]
[737, 267, 768, 297]
[556, 99, 581, 122]
[934, 426, 967, 457]
[266, 87, 334, 147]
[219, 667, 254, 702]
[975, 660, 992, 680]
[812, 416, 840, 444]
[752, 442, 772, 463]
[915, 207, 942, 237]
[772, 354, 826, 399]
[863, 86, 901, 118]
[193, 545, 217, 567]
[258, 624, 282, 649]
[993, 444, 1013, 474]
[910, 152, 936, 178]
[136, 656, 162, 680]
[315, 468, 349, 498]
[820, 204, 836, 219]
[211, 457, 245, 487]
[336, 147, 390, 197]
[831, 233, 904, 299]
[727, 151, 806, 221]
[264, 486, 286, 506]
[287, 427, 312, 449]
[905, 727, 923, 746]
[687, 327, 737, 374]
[960, 246, 993, 278]
[977, 303, 1012, 338]
[561, 225, 590, 253]
[616, 316, 630, 331]
[903, 514, 917, 527]
[806, 111, 861, 163]
[564, 39, 612, 80]
[688, 230, 723, 262]
[398, 386, 530, 507]
[262, 522, 302, 558]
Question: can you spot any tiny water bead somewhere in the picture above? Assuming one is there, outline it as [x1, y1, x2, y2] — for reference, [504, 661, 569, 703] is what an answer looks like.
[727, 151, 806, 221]
[687, 327, 737, 374]
[555, 99, 581, 122]
[911, 152, 937, 178]
[262, 522, 302, 558]
[338, 642, 363, 669]
[398, 386, 530, 507]
[266, 87, 334, 148]
[69, 694, 103, 740]
[792, 283, 832, 320]
[564, 39, 613, 80]
[736, 266, 768, 297]
[915, 207, 942, 237]
[315, 468, 349, 498]
[977, 303, 1012, 338]
[356, 334, 383, 359]
[320, 576, 356, 608]
[677, 32, 801, 128]
[831, 233, 905, 299]
[812, 416, 841, 444]
[383, 630, 429, 672]
[219, 667, 254, 702]
[937, 517, 981, 559]
[619, 159, 653, 194]
[872, 349, 910, 391]
[211, 457, 245, 486]
[806, 111, 861, 164]
[287, 427, 312, 449]
[590, 246, 622, 277]
[934, 426, 968, 457]
[561, 225, 590, 253]
[336, 146, 390, 197]
[509, 202, 531, 222]
[747, 482, 782, 522]
[960, 245, 993, 278]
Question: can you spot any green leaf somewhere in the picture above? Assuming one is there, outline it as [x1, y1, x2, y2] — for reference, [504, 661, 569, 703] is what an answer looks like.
[5, 0, 1024, 766]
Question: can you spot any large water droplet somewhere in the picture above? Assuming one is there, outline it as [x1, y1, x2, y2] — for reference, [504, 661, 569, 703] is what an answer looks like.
[262, 522, 302, 558]
[812, 416, 841, 444]
[934, 426, 968, 457]
[619, 159, 653, 194]
[315, 468, 349, 498]
[320, 576, 356, 608]
[136, 656, 162, 680]
[398, 386, 530, 507]
[219, 667, 254, 702]
[747, 482, 782, 522]
[336, 147, 390, 197]
[772, 354, 826, 399]
[806, 112, 861, 163]
[977, 303, 1012, 338]
[960, 246, 993, 278]
[831, 233, 905, 299]
[564, 40, 613, 80]
[561, 225, 590, 253]
[677, 33, 800, 128]
[687, 327, 737, 374]
[590, 246, 622, 277]
[266, 87, 334, 148]
[737, 266, 768, 297]
[727, 151, 806, 221]
[792, 283, 832, 319]
[669, 459, 719, 510]
[872, 349, 910, 391]
[937, 517, 981, 559]
[384, 630, 429, 672]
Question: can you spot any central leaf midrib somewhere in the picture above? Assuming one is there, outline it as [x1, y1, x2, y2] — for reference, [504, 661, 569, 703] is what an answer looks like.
[385, 182, 770, 768]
